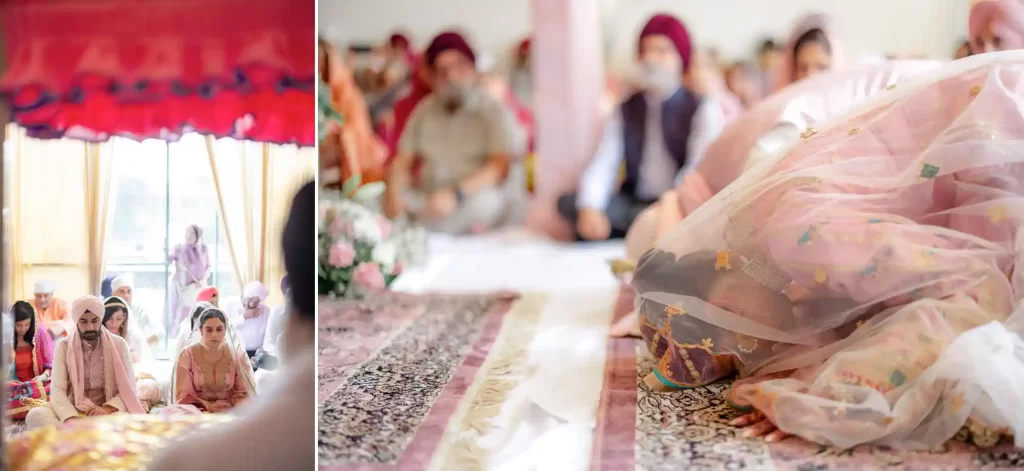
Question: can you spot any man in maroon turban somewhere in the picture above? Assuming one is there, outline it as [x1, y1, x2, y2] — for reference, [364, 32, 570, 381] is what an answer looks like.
[384, 31, 528, 234]
[557, 13, 725, 241]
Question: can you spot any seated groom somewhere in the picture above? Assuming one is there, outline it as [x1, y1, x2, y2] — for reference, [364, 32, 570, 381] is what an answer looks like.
[557, 13, 724, 240]
[26, 295, 147, 429]
[384, 31, 527, 234]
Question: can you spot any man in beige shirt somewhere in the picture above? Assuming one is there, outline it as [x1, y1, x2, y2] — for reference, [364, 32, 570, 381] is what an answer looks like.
[25, 295, 146, 429]
[384, 31, 527, 234]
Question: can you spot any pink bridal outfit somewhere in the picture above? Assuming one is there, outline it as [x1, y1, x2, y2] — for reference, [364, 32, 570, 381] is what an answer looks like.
[633, 51, 1024, 450]
[624, 60, 942, 262]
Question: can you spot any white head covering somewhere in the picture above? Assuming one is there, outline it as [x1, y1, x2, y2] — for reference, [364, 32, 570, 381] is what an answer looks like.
[242, 281, 270, 302]
[33, 280, 55, 294]
[111, 274, 134, 292]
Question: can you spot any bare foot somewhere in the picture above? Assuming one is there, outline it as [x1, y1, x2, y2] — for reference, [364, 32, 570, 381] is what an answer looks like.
[730, 411, 791, 443]
[610, 310, 641, 338]
[643, 372, 677, 392]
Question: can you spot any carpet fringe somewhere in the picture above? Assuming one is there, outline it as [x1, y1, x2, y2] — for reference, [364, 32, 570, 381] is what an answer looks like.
[428, 294, 547, 471]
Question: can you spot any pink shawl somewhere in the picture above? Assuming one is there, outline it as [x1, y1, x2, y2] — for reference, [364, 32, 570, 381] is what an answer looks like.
[774, 12, 848, 92]
[969, 0, 1024, 51]
[66, 295, 146, 414]
[32, 327, 54, 376]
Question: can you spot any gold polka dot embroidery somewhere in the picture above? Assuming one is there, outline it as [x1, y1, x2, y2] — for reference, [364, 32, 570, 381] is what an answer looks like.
[715, 250, 732, 271]
[847, 127, 860, 136]
[814, 267, 828, 283]
[886, 83, 897, 91]
[969, 85, 981, 96]
[950, 391, 965, 412]
[800, 127, 817, 139]
[989, 204, 1008, 223]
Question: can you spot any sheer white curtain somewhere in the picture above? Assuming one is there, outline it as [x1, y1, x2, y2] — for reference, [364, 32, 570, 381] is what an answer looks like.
[205, 137, 314, 306]
[6, 125, 116, 299]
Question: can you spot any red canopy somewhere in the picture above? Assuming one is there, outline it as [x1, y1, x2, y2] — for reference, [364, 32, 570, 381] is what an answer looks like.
[0, 0, 315, 146]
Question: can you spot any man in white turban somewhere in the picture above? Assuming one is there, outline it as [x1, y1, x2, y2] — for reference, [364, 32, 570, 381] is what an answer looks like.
[25, 295, 147, 429]
[30, 280, 71, 340]
[111, 273, 159, 347]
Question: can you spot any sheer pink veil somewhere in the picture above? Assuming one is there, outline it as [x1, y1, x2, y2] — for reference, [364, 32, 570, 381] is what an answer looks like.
[624, 60, 943, 262]
[635, 51, 1024, 449]
[774, 12, 848, 92]
[969, 0, 1024, 51]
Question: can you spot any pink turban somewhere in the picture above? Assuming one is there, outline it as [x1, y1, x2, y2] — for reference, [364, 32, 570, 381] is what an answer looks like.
[638, 13, 693, 71]
[71, 295, 104, 324]
[969, 0, 1024, 51]
[195, 286, 219, 303]
[424, 31, 475, 68]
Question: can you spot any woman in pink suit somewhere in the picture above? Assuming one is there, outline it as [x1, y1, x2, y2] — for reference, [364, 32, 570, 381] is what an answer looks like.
[633, 51, 1024, 449]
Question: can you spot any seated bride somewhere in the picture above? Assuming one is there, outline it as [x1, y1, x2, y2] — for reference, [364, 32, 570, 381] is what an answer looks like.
[171, 308, 256, 413]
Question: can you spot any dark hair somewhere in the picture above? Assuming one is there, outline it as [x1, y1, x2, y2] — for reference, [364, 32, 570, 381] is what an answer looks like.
[282, 182, 315, 320]
[198, 308, 228, 329]
[12, 301, 36, 346]
[102, 296, 130, 337]
[187, 224, 204, 242]
[319, 38, 332, 83]
[793, 28, 831, 59]
[634, 249, 796, 324]
[759, 38, 779, 54]
[101, 275, 116, 298]
[190, 304, 208, 331]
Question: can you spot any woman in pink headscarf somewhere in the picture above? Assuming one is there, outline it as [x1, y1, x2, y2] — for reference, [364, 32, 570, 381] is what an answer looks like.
[773, 12, 847, 93]
[168, 224, 210, 338]
[633, 51, 1024, 449]
[612, 60, 941, 337]
[969, 0, 1024, 53]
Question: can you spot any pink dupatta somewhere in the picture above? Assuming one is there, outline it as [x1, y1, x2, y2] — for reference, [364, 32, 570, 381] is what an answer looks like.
[66, 296, 146, 414]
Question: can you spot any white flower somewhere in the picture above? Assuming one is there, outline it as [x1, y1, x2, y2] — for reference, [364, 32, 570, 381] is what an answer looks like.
[371, 241, 397, 271]
[352, 217, 382, 244]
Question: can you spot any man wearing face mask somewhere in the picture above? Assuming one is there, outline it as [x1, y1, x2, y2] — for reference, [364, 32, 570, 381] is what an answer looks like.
[384, 31, 526, 234]
[557, 13, 724, 241]
[25, 295, 146, 429]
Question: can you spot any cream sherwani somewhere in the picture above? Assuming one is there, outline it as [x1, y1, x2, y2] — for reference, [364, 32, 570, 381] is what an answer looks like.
[25, 335, 137, 429]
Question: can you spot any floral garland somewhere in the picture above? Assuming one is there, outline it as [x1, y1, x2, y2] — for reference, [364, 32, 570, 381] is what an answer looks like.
[318, 77, 401, 298]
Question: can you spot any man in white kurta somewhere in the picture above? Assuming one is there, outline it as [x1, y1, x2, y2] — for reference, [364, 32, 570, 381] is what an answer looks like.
[25, 295, 147, 429]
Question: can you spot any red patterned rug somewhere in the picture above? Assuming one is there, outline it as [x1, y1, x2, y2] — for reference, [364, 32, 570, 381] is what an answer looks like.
[593, 284, 1024, 470]
[318, 291, 537, 471]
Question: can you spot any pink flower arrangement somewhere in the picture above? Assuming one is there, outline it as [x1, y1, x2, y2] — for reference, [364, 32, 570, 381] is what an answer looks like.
[319, 191, 405, 298]
[352, 262, 386, 290]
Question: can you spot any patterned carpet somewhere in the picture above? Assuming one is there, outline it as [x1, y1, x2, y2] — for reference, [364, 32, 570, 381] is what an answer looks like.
[594, 286, 1024, 470]
[318, 292, 545, 471]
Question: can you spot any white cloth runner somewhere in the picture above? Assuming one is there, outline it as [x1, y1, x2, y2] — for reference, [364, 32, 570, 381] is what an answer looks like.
[393, 231, 625, 470]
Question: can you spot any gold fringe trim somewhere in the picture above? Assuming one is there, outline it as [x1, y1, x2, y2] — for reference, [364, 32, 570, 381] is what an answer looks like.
[426, 293, 547, 471]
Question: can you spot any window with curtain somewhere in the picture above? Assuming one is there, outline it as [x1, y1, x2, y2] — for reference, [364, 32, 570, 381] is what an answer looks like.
[104, 134, 237, 359]
[7, 125, 314, 361]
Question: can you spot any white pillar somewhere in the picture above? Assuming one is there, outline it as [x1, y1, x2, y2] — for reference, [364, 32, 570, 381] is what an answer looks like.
[526, 0, 606, 238]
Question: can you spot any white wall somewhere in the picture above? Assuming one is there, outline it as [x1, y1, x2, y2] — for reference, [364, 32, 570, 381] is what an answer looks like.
[320, 0, 973, 73]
